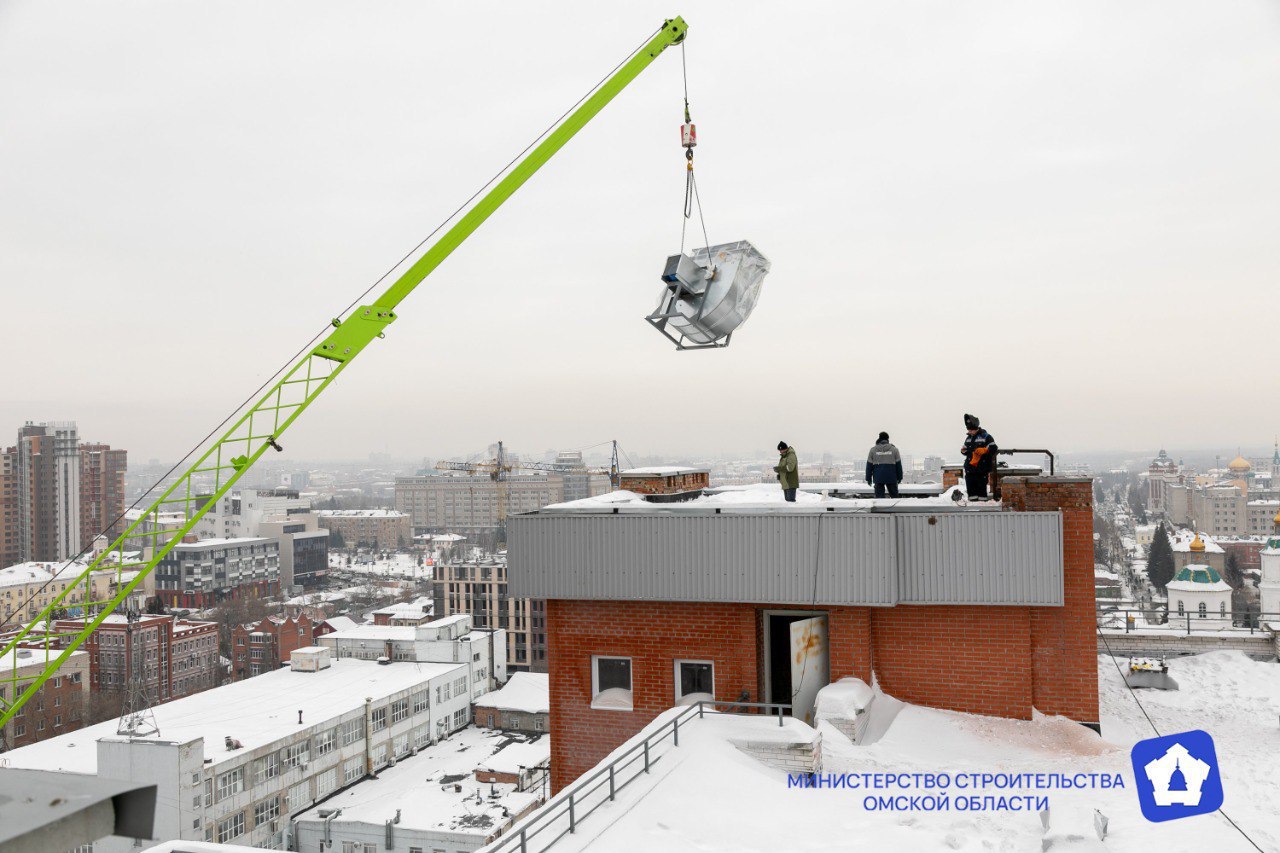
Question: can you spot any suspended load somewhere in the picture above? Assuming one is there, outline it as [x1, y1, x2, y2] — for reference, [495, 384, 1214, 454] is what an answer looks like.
[646, 240, 770, 350]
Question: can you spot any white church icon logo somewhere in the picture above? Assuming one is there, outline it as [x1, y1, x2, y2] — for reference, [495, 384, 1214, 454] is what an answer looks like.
[1143, 742, 1210, 806]
[1130, 729, 1223, 821]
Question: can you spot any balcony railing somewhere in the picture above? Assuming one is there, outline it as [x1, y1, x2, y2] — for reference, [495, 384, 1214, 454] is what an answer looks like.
[1096, 606, 1280, 636]
[480, 700, 791, 853]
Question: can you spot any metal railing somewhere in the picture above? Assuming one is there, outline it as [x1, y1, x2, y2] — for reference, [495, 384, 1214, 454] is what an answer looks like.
[1096, 606, 1280, 636]
[481, 700, 792, 853]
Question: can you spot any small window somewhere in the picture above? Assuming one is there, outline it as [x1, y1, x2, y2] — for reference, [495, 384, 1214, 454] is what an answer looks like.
[1177, 600, 1184, 615]
[1220, 601, 1227, 616]
[591, 656, 633, 711]
[674, 660, 715, 705]
[1198, 602, 1207, 619]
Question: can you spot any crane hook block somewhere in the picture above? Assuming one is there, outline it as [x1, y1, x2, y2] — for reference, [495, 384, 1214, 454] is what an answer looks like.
[313, 305, 397, 363]
[681, 123, 697, 148]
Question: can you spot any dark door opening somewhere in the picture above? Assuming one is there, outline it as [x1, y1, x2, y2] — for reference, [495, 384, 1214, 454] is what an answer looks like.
[764, 611, 829, 724]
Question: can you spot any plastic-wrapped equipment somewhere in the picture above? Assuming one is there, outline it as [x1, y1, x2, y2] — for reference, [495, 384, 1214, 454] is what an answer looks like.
[646, 239, 770, 350]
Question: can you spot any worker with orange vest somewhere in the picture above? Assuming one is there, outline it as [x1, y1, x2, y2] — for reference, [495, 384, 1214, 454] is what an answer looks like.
[961, 413, 998, 498]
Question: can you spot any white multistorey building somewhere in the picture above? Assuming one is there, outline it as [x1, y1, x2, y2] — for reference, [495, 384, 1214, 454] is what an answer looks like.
[2, 653, 473, 851]
[316, 613, 507, 699]
[1260, 511, 1280, 618]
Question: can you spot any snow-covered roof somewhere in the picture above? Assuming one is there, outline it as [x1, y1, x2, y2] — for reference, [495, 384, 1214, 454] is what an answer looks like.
[0, 648, 85, 674]
[323, 615, 359, 632]
[316, 509, 408, 518]
[474, 672, 549, 714]
[294, 727, 547, 835]
[0, 561, 91, 589]
[2, 658, 464, 775]
[174, 536, 273, 549]
[321, 624, 416, 642]
[621, 466, 708, 476]
[1169, 530, 1225, 553]
[537, 483, 993, 514]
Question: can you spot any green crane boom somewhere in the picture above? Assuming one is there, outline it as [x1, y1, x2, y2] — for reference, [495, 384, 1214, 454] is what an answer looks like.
[0, 16, 688, 731]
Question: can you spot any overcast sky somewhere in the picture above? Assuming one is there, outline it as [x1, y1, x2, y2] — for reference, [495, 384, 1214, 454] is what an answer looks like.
[2, 1, 1278, 463]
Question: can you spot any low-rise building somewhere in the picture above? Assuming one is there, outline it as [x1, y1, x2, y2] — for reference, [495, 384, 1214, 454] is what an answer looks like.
[2, 654, 474, 851]
[316, 614, 505, 701]
[0, 647, 88, 748]
[230, 614, 319, 680]
[0, 561, 112, 625]
[293, 726, 549, 853]
[474, 672, 549, 734]
[316, 509, 411, 550]
[1170, 530, 1227, 576]
[370, 595, 433, 625]
[1166, 565, 1233, 625]
[153, 536, 280, 608]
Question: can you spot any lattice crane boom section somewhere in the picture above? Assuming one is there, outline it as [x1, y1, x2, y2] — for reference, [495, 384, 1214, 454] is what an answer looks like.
[0, 352, 348, 726]
[0, 15, 689, 729]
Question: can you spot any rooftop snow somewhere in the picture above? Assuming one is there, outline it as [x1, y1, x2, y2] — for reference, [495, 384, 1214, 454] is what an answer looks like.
[536, 483, 992, 514]
[0, 561, 91, 589]
[2, 657, 465, 775]
[621, 466, 708, 476]
[474, 672, 549, 714]
[294, 727, 547, 834]
[316, 509, 408, 518]
[524, 651, 1280, 852]
[1170, 530, 1226, 553]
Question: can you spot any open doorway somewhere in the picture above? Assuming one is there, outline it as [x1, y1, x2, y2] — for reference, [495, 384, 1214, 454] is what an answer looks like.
[763, 611, 829, 725]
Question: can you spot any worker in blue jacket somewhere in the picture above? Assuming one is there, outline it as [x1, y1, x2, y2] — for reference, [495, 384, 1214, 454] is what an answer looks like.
[865, 432, 904, 498]
[961, 413, 998, 498]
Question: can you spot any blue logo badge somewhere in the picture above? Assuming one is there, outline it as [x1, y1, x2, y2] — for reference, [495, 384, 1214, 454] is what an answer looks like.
[1130, 729, 1224, 822]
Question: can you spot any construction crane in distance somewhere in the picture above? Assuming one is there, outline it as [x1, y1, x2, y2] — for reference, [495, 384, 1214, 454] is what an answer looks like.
[434, 440, 618, 539]
[0, 17, 695, 730]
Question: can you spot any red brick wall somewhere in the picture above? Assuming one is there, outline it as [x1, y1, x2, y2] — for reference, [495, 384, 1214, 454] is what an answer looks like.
[1000, 478, 1098, 724]
[618, 472, 709, 495]
[870, 606, 1033, 718]
[546, 599, 759, 790]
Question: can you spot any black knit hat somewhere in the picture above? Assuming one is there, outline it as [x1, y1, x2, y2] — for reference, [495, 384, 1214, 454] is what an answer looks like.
[777, 441, 788, 451]
[878, 431, 889, 442]
[963, 413, 980, 430]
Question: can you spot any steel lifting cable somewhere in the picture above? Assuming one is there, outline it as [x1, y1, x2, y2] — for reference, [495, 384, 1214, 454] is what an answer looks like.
[679, 40, 712, 259]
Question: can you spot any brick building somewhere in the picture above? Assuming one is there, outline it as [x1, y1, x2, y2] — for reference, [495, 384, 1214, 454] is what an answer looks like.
[316, 509, 411, 550]
[618, 467, 708, 500]
[508, 476, 1098, 792]
[231, 613, 319, 680]
[0, 647, 89, 748]
[52, 613, 219, 704]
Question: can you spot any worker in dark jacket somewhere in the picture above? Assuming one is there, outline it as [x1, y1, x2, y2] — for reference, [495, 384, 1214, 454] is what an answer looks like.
[774, 441, 799, 502]
[865, 432, 903, 498]
[961, 413, 998, 498]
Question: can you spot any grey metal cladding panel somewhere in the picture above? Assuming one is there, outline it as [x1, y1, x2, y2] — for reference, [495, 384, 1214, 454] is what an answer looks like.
[895, 512, 1063, 606]
[507, 514, 896, 605]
